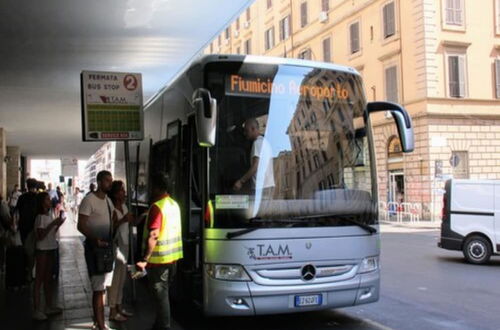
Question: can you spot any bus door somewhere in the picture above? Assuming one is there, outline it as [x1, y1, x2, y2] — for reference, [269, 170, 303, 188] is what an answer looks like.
[177, 116, 205, 303]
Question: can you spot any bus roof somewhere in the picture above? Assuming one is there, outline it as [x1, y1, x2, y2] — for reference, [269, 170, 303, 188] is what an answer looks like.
[196, 54, 361, 76]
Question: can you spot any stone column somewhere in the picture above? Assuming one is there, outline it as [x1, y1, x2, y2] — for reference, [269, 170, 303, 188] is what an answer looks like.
[0, 128, 6, 198]
[6, 146, 21, 195]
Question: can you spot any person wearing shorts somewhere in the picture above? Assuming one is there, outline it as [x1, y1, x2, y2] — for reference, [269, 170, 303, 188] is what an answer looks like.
[78, 171, 115, 330]
[33, 191, 64, 320]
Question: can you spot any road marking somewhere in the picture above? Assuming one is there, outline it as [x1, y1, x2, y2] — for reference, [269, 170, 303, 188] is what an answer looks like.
[361, 317, 394, 330]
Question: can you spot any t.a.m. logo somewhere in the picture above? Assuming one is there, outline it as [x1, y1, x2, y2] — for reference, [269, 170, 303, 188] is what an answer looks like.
[245, 244, 293, 260]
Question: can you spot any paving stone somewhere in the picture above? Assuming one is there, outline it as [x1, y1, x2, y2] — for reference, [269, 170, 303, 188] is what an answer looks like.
[63, 307, 93, 320]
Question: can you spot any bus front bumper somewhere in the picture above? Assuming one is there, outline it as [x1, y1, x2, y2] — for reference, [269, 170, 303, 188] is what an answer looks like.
[203, 270, 379, 316]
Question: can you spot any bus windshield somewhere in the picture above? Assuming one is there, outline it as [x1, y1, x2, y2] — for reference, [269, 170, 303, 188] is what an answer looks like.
[206, 62, 376, 229]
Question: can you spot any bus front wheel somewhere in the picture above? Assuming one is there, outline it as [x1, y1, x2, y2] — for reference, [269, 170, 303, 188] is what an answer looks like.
[462, 235, 492, 265]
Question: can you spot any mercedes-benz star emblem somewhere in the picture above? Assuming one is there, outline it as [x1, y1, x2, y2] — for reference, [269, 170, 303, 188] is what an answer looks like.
[301, 264, 316, 281]
[305, 242, 312, 249]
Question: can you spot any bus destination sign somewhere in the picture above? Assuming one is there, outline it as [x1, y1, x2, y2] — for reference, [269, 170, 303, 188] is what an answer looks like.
[81, 71, 144, 141]
[225, 74, 350, 101]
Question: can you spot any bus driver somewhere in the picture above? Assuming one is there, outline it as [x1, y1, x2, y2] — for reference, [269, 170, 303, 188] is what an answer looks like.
[233, 118, 274, 196]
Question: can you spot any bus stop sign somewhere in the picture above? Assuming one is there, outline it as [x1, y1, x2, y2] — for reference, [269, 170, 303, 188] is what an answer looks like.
[80, 71, 144, 141]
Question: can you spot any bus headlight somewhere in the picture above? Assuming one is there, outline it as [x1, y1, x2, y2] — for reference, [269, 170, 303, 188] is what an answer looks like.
[206, 264, 251, 281]
[358, 257, 379, 274]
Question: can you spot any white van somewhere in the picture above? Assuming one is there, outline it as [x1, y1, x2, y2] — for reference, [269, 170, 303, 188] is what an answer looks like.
[438, 179, 500, 264]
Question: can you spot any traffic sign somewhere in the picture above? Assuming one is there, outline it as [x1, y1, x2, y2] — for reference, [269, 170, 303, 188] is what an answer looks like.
[80, 71, 144, 141]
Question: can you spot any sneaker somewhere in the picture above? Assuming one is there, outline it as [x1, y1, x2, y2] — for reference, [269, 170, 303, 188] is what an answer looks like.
[109, 313, 127, 322]
[32, 310, 48, 321]
[120, 309, 134, 317]
[45, 306, 63, 315]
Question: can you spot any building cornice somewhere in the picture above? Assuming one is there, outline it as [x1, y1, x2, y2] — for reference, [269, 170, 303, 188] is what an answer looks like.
[440, 40, 472, 48]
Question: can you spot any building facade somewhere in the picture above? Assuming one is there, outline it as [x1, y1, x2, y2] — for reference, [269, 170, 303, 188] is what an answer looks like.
[206, 0, 500, 219]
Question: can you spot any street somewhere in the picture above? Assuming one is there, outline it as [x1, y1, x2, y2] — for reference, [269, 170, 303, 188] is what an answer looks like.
[170, 225, 500, 330]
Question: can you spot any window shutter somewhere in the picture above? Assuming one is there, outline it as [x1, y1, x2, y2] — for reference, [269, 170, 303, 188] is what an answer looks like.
[458, 56, 465, 97]
[271, 27, 275, 48]
[495, 59, 500, 98]
[454, 0, 463, 25]
[301, 2, 308, 27]
[350, 23, 359, 54]
[448, 56, 459, 97]
[279, 19, 284, 41]
[445, 0, 454, 24]
[322, 0, 329, 12]
[385, 66, 398, 103]
[497, 0, 500, 32]
[323, 38, 331, 62]
[384, 2, 395, 38]
[285, 16, 290, 39]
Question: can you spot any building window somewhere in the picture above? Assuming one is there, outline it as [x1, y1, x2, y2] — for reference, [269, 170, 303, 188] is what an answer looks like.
[246, 8, 251, 21]
[279, 15, 291, 41]
[210, 43, 213, 53]
[322, 37, 331, 62]
[451, 151, 469, 179]
[385, 65, 398, 103]
[310, 112, 317, 123]
[382, 1, 396, 38]
[244, 39, 252, 54]
[447, 54, 466, 98]
[265, 27, 275, 50]
[267, 0, 272, 9]
[313, 154, 320, 169]
[236, 47, 241, 54]
[218, 35, 221, 46]
[321, 0, 329, 12]
[298, 48, 312, 60]
[495, 59, 500, 98]
[496, 0, 500, 34]
[300, 2, 308, 28]
[236, 18, 240, 30]
[444, 0, 464, 26]
[225, 27, 230, 39]
[349, 21, 360, 54]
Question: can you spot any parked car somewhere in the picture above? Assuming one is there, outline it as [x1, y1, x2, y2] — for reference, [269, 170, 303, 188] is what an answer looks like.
[438, 179, 500, 264]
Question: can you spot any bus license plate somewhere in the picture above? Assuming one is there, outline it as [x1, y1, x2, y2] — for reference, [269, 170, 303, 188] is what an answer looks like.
[294, 294, 322, 307]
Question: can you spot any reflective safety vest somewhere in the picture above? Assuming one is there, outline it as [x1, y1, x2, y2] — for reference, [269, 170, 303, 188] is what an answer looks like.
[143, 196, 183, 264]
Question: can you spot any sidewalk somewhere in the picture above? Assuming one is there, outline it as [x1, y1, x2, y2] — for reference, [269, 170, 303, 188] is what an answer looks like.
[0, 213, 175, 330]
[379, 219, 441, 230]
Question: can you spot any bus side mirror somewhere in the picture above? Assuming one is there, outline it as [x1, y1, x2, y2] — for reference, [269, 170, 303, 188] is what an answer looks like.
[192, 88, 217, 147]
[367, 102, 414, 152]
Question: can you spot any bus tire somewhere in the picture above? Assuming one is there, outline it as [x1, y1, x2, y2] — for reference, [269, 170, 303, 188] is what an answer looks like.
[462, 235, 492, 265]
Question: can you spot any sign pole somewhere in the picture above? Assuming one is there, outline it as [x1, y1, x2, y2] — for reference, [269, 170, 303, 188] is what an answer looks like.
[124, 141, 136, 301]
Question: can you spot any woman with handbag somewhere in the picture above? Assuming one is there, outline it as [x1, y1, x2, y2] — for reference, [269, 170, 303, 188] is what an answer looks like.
[107, 180, 134, 322]
[33, 192, 64, 320]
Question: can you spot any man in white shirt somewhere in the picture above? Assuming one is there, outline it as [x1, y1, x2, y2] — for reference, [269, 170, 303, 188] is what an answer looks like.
[78, 171, 115, 330]
[233, 118, 275, 195]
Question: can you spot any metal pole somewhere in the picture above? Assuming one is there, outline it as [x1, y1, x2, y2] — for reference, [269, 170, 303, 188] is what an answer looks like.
[124, 141, 136, 301]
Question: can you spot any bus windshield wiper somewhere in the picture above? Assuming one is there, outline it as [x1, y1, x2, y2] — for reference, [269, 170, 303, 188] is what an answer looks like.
[226, 218, 301, 239]
[226, 228, 259, 239]
[292, 214, 377, 234]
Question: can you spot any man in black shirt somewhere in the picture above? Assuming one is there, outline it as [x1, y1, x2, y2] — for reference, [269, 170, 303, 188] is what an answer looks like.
[16, 178, 38, 281]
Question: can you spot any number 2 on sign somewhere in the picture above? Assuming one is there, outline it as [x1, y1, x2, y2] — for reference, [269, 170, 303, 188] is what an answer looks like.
[124, 75, 138, 91]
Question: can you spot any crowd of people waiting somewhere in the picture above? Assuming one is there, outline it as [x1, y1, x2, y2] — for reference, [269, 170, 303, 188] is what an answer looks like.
[0, 177, 133, 326]
[0, 170, 179, 330]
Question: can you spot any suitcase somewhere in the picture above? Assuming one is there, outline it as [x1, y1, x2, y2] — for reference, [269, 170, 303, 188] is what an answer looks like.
[5, 246, 25, 288]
